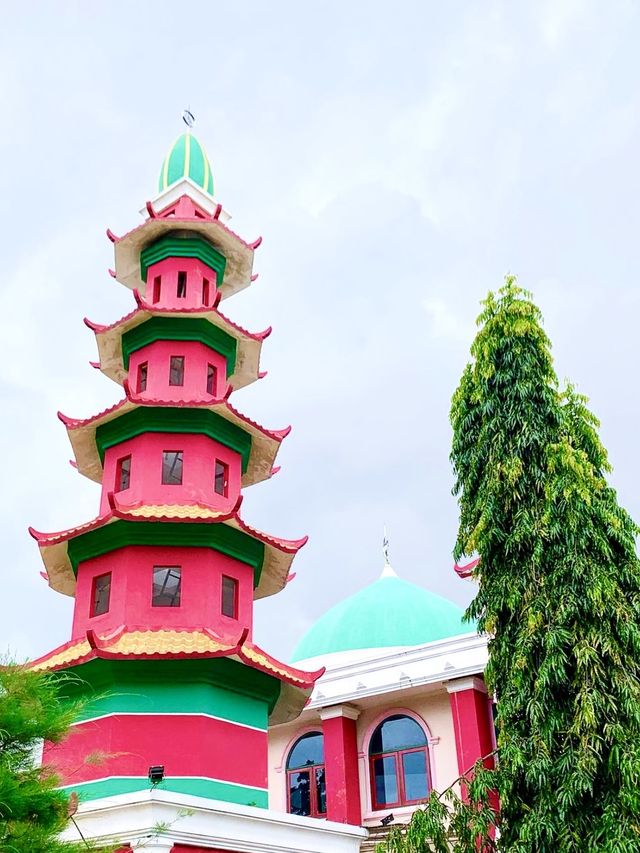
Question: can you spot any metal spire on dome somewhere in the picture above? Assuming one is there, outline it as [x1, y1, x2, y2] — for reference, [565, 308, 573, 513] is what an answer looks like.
[381, 526, 398, 578]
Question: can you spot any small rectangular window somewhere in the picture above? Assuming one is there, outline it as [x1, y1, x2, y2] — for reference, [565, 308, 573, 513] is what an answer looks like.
[152, 276, 161, 304]
[162, 451, 183, 485]
[177, 271, 187, 298]
[202, 278, 210, 306]
[221, 575, 238, 619]
[91, 573, 111, 617]
[207, 363, 217, 396]
[214, 460, 229, 496]
[116, 455, 131, 491]
[169, 356, 184, 386]
[152, 566, 181, 607]
[137, 362, 148, 393]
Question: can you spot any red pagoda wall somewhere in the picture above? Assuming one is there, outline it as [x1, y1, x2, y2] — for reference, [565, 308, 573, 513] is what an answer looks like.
[71, 546, 254, 640]
[128, 341, 227, 402]
[100, 432, 241, 515]
[45, 713, 267, 790]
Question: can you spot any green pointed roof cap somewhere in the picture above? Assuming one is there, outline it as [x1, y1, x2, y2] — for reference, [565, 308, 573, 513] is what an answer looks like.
[291, 564, 472, 662]
[159, 131, 214, 196]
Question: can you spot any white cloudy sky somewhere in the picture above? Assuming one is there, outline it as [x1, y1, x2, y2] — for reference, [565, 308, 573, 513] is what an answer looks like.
[2, 1, 640, 663]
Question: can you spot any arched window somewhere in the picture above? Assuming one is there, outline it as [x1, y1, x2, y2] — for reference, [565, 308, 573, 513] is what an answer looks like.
[286, 731, 326, 818]
[369, 714, 430, 810]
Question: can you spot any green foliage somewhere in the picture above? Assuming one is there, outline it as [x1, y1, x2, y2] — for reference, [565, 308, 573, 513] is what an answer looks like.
[377, 761, 499, 852]
[0, 663, 112, 853]
[381, 278, 640, 852]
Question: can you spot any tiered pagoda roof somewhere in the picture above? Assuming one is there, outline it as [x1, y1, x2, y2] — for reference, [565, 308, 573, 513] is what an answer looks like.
[86, 293, 270, 390]
[58, 395, 289, 486]
[110, 196, 260, 298]
[30, 493, 306, 600]
[29, 627, 322, 725]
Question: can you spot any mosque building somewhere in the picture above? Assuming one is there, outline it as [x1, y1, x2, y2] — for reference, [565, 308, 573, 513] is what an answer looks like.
[269, 551, 490, 849]
[24, 125, 492, 852]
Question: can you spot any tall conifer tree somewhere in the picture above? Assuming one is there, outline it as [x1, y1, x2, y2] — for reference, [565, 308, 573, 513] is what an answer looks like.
[382, 278, 640, 851]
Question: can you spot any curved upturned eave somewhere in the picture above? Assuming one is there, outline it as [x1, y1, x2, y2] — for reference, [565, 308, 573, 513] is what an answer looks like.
[87, 302, 268, 391]
[112, 217, 256, 300]
[28, 505, 306, 601]
[58, 396, 288, 487]
[454, 557, 480, 580]
[26, 628, 322, 725]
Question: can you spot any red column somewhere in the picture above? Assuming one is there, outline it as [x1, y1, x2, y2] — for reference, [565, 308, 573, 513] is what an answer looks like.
[446, 677, 495, 795]
[320, 705, 362, 825]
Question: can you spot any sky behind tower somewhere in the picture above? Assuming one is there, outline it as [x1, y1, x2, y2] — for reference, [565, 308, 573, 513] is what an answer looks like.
[1, 1, 640, 662]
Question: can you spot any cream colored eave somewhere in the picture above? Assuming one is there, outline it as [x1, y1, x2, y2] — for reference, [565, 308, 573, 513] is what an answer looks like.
[94, 310, 262, 391]
[66, 400, 281, 488]
[113, 216, 254, 299]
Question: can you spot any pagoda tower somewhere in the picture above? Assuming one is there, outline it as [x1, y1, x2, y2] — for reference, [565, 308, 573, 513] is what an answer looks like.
[27, 129, 326, 819]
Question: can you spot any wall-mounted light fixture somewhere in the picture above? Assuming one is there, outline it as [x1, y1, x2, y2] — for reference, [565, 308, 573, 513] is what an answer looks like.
[148, 765, 165, 785]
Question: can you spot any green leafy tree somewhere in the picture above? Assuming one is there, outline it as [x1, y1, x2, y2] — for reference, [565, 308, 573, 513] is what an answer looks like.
[0, 663, 113, 853]
[380, 277, 640, 852]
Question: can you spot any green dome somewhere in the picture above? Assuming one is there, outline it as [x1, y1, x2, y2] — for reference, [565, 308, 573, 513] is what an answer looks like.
[159, 132, 214, 196]
[291, 569, 472, 662]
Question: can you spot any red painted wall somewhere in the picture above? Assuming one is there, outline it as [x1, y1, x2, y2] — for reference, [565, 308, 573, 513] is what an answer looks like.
[100, 432, 241, 515]
[449, 687, 495, 775]
[146, 257, 218, 311]
[44, 714, 267, 789]
[449, 683, 497, 815]
[322, 715, 362, 825]
[71, 545, 254, 639]
[128, 340, 228, 403]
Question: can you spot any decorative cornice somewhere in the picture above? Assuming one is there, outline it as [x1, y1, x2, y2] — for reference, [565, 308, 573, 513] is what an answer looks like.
[318, 704, 360, 722]
[295, 633, 489, 712]
[445, 676, 487, 695]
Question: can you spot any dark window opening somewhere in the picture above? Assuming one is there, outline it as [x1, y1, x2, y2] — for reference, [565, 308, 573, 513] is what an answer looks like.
[221, 575, 238, 619]
[202, 278, 210, 306]
[177, 271, 187, 298]
[207, 363, 217, 396]
[91, 573, 111, 617]
[152, 566, 181, 607]
[116, 455, 131, 492]
[287, 732, 326, 818]
[162, 451, 183, 485]
[137, 362, 148, 393]
[214, 460, 229, 496]
[169, 356, 185, 386]
[369, 715, 430, 809]
[152, 276, 161, 304]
